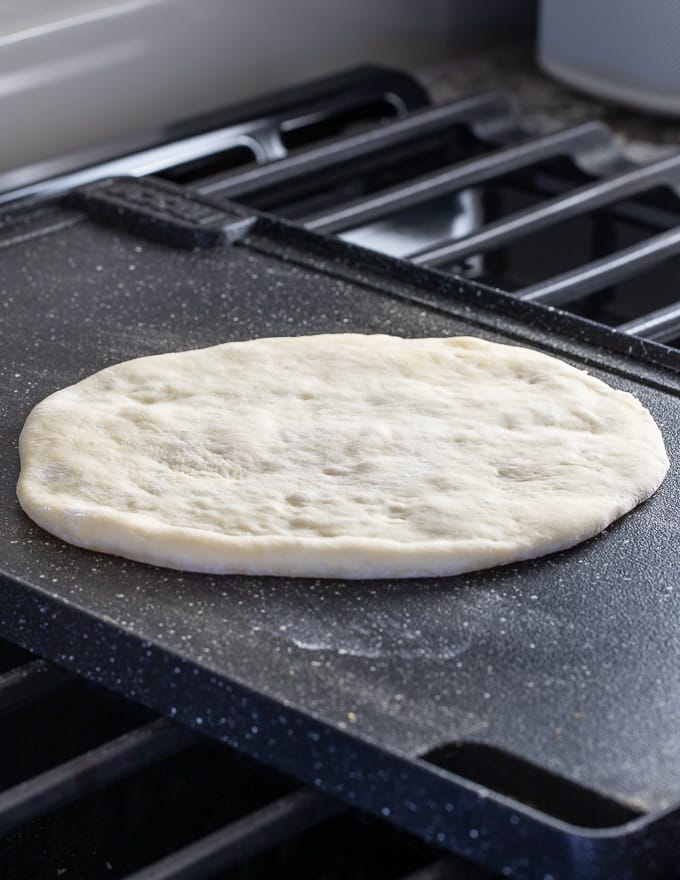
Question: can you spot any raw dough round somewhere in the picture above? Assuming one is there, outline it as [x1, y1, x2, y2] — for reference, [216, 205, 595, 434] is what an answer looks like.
[17, 334, 669, 578]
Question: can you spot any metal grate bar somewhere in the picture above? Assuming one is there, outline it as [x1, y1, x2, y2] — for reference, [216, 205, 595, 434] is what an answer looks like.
[0, 128, 267, 208]
[0, 718, 195, 836]
[123, 788, 342, 880]
[0, 659, 72, 716]
[518, 226, 680, 306]
[411, 153, 680, 267]
[197, 94, 514, 199]
[619, 301, 680, 343]
[303, 123, 612, 234]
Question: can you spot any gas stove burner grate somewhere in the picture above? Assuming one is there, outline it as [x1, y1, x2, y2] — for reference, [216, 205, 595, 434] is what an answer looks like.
[202, 92, 680, 349]
[0, 638, 492, 880]
[3, 67, 680, 348]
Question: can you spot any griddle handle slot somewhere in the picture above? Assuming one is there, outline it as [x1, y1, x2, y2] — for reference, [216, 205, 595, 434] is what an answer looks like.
[422, 741, 640, 830]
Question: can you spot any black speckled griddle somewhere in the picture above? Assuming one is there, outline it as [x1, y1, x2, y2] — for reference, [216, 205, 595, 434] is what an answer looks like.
[0, 190, 679, 880]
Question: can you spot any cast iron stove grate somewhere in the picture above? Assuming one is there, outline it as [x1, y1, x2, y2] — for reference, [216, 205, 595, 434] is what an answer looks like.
[201, 91, 680, 348]
[4, 65, 680, 345]
[0, 635, 497, 880]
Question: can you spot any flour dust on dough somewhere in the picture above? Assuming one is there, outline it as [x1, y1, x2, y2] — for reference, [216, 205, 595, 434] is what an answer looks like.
[17, 334, 669, 578]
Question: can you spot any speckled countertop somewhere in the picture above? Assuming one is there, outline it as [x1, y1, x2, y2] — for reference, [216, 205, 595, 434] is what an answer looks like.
[417, 46, 680, 164]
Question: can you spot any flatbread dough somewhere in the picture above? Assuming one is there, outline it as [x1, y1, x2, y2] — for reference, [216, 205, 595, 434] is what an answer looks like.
[17, 334, 669, 579]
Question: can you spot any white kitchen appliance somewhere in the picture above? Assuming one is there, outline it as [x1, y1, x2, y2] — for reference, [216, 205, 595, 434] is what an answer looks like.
[539, 0, 680, 116]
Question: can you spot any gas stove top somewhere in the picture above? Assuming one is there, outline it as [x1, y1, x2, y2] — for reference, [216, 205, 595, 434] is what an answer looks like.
[0, 66, 678, 880]
[4, 64, 680, 347]
[0, 635, 494, 880]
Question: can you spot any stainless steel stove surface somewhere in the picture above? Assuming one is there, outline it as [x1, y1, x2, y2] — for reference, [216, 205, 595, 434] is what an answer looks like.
[1, 66, 679, 880]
